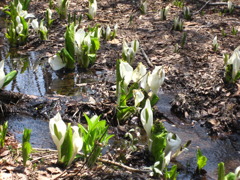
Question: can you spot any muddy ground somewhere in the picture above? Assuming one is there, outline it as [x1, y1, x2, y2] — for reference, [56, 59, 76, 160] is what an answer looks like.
[1, 0, 240, 179]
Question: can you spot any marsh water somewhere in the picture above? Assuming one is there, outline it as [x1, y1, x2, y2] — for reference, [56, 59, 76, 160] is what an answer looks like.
[1, 15, 240, 179]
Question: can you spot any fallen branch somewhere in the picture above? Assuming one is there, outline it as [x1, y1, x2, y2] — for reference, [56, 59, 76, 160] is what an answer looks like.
[141, 48, 154, 68]
[194, 0, 240, 15]
[98, 157, 150, 173]
[193, 0, 212, 15]
[208, 2, 240, 9]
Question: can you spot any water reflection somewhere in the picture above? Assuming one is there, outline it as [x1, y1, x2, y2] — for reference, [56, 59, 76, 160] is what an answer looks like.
[4, 52, 46, 96]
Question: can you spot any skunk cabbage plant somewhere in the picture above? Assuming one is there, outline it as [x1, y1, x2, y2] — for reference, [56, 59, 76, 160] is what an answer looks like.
[140, 99, 153, 141]
[148, 66, 165, 95]
[88, 0, 97, 20]
[122, 40, 139, 64]
[225, 46, 240, 83]
[49, 113, 83, 167]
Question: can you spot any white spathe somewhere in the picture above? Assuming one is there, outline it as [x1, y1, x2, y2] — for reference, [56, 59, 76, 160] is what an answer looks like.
[106, 25, 111, 39]
[228, 1, 233, 10]
[133, 89, 144, 107]
[47, 9, 52, 20]
[228, 46, 240, 79]
[131, 40, 139, 54]
[119, 60, 133, 88]
[235, 166, 240, 177]
[140, 72, 150, 92]
[67, 126, 83, 166]
[140, 99, 153, 139]
[17, 2, 34, 18]
[48, 54, 66, 71]
[132, 62, 147, 83]
[213, 36, 218, 46]
[122, 40, 129, 54]
[142, 1, 147, 14]
[49, 112, 67, 160]
[148, 66, 165, 94]
[75, 29, 85, 46]
[31, 19, 39, 32]
[84, 33, 91, 52]
[113, 24, 118, 34]
[40, 22, 47, 32]
[0, 61, 6, 88]
[16, 23, 23, 34]
[164, 132, 182, 155]
[89, 0, 97, 19]
[161, 151, 172, 171]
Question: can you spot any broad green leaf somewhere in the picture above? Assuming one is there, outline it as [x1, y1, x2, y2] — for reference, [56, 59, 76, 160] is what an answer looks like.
[65, 23, 75, 59]
[60, 126, 73, 166]
[60, 48, 75, 69]
[165, 165, 178, 180]
[22, 142, 31, 166]
[60, 124, 73, 167]
[3, 70, 17, 87]
[150, 93, 160, 107]
[91, 37, 100, 52]
[225, 173, 236, 180]
[197, 155, 207, 170]
[151, 122, 168, 161]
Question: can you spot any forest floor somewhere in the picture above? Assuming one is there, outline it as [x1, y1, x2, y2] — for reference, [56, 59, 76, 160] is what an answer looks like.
[1, 0, 240, 179]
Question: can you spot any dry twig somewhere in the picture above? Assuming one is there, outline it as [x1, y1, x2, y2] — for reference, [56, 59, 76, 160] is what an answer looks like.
[140, 48, 154, 68]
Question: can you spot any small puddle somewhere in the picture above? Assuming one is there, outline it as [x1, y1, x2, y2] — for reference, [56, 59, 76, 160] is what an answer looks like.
[3, 51, 112, 97]
[7, 114, 55, 149]
[157, 92, 240, 179]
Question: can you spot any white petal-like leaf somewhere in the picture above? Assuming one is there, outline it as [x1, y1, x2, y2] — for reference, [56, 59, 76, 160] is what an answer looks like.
[140, 99, 153, 139]
[164, 133, 181, 155]
[133, 89, 144, 107]
[0, 61, 6, 88]
[48, 54, 66, 71]
[119, 60, 133, 88]
[132, 62, 147, 82]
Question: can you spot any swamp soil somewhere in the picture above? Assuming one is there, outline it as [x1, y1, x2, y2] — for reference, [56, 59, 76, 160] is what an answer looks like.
[1, 0, 240, 179]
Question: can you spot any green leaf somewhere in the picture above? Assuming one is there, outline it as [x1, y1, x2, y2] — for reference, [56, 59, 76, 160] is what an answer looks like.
[225, 173, 236, 180]
[3, 70, 18, 87]
[117, 106, 136, 122]
[60, 48, 75, 69]
[60, 124, 73, 167]
[150, 93, 159, 107]
[0, 121, 8, 148]
[197, 156, 207, 170]
[218, 162, 225, 180]
[196, 148, 208, 170]
[65, 23, 75, 59]
[22, 142, 31, 166]
[22, 128, 32, 166]
[87, 53, 96, 66]
[151, 122, 168, 161]
[165, 165, 178, 180]
[91, 37, 100, 52]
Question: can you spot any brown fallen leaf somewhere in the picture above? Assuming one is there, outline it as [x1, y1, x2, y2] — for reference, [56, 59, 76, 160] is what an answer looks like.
[0, 150, 10, 157]
[46, 167, 62, 174]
